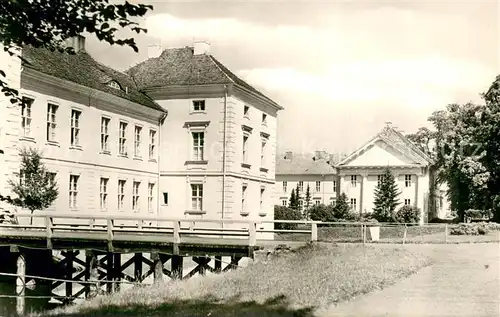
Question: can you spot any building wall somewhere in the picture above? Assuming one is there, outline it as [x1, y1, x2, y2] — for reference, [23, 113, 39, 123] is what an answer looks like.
[2, 69, 162, 222]
[274, 175, 338, 209]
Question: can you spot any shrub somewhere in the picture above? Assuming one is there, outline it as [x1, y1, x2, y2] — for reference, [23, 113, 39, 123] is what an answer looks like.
[274, 205, 302, 230]
[393, 205, 421, 224]
[450, 223, 491, 235]
[465, 209, 492, 220]
[309, 204, 334, 222]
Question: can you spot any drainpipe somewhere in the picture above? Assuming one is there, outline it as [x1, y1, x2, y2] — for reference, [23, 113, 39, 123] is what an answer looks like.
[157, 111, 168, 219]
[221, 86, 228, 222]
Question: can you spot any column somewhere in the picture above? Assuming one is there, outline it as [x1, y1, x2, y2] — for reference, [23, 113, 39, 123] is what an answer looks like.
[360, 174, 368, 214]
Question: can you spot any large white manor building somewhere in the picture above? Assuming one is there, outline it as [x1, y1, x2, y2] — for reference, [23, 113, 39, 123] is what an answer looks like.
[0, 36, 282, 229]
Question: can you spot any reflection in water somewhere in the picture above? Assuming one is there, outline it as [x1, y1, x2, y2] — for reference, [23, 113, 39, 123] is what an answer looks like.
[0, 282, 61, 317]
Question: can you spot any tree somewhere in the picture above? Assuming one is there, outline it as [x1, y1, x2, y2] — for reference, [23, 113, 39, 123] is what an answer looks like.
[309, 204, 334, 222]
[394, 205, 421, 224]
[295, 183, 302, 210]
[289, 188, 299, 210]
[304, 184, 312, 219]
[274, 205, 302, 230]
[8, 148, 58, 224]
[373, 168, 401, 222]
[1, 0, 153, 104]
[333, 193, 355, 220]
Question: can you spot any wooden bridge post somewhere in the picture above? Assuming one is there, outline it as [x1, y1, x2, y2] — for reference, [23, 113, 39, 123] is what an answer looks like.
[214, 256, 222, 273]
[311, 222, 318, 242]
[15, 252, 26, 317]
[151, 252, 163, 284]
[113, 253, 121, 292]
[173, 221, 181, 255]
[171, 255, 183, 280]
[134, 253, 143, 282]
[107, 219, 114, 252]
[45, 216, 53, 249]
[85, 250, 99, 298]
[65, 250, 74, 300]
[106, 252, 114, 293]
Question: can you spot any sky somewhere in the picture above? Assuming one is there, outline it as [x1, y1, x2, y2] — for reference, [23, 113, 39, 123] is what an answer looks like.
[87, 0, 499, 155]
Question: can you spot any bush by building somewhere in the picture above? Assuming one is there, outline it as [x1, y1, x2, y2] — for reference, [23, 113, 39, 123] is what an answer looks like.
[274, 205, 303, 230]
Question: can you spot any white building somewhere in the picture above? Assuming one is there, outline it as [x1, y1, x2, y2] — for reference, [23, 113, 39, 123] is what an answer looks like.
[0, 38, 283, 234]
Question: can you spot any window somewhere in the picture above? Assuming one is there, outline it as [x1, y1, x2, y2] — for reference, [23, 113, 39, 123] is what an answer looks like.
[119, 121, 127, 155]
[281, 199, 287, 206]
[69, 175, 79, 209]
[192, 100, 205, 112]
[243, 105, 249, 117]
[404, 198, 411, 206]
[100, 178, 108, 210]
[47, 172, 57, 186]
[333, 180, 337, 192]
[242, 135, 249, 163]
[298, 181, 304, 192]
[350, 198, 357, 211]
[282, 181, 287, 192]
[315, 200, 321, 206]
[163, 192, 169, 205]
[118, 180, 126, 210]
[350, 175, 357, 187]
[148, 183, 154, 212]
[260, 139, 266, 166]
[100, 117, 110, 152]
[315, 181, 321, 192]
[262, 113, 267, 125]
[192, 132, 204, 161]
[46, 103, 58, 142]
[21, 97, 33, 137]
[70, 109, 81, 147]
[405, 175, 412, 187]
[260, 187, 265, 210]
[241, 185, 247, 214]
[132, 181, 140, 212]
[149, 130, 156, 160]
[191, 184, 203, 211]
[108, 81, 121, 90]
[330, 198, 336, 206]
[134, 125, 142, 157]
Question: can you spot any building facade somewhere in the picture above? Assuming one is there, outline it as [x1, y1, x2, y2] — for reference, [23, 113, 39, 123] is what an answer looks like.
[275, 124, 450, 223]
[0, 38, 283, 234]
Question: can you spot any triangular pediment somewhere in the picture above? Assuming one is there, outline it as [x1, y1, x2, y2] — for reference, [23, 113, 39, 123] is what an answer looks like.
[343, 139, 416, 167]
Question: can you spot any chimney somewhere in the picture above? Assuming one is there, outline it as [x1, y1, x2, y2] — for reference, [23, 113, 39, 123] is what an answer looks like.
[66, 35, 86, 52]
[193, 41, 210, 55]
[384, 121, 393, 128]
[314, 150, 328, 160]
[284, 151, 293, 160]
[148, 44, 162, 59]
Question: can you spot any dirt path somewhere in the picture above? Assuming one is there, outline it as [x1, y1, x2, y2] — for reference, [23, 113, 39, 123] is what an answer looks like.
[319, 243, 500, 317]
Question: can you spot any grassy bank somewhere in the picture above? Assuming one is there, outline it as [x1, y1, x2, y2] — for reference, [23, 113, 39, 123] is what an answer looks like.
[44, 244, 431, 317]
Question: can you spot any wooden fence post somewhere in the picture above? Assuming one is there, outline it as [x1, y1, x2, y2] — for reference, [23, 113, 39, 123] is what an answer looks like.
[107, 219, 114, 252]
[362, 224, 366, 244]
[402, 224, 407, 245]
[45, 216, 53, 249]
[444, 224, 448, 243]
[311, 222, 318, 242]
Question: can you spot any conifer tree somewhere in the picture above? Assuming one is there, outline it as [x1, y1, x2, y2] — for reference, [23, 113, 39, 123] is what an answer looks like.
[333, 193, 353, 220]
[289, 188, 299, 210]
[373, 167, 401, 222]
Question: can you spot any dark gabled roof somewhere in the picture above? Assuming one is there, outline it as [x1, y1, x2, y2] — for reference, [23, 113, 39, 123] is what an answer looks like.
[126, 47, 282, 109]
[21, 46, 164, 112]
[276, 154, 337, 175]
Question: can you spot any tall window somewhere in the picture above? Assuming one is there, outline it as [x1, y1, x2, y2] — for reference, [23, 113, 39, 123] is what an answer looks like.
[192, 100, 205, 112]
[404, 198, 411, 206]
[242, 135, 248, 163]
[100, 178, 108, 210]
[315, 200, 321, 206]
[262, 113, 267, 125]
[281, 199, 287, 206]
[69, 175, 79, 209]
[70, 109, 81, 146]
[241, 185, 247, 214]
[46, 103, 58, 142]
[132, 181, 140, 211]
[47, 172, 57, 186]
[333, 180, 337, 192]
[260, 187, 265, 210]
[191, 184, 203, 211]
[192, 132, 204, 161]
[350, 175, 357, 187]
[134, 126, 142, 157]
[350, 198, 357, 211]
[315, 181, 321, 192]
[119, 121, 127, 155]
[282, 181, 287, 192]
[148, 183, 154, 212]
[149, 130, 156, 160]
[298, 181, 304, 192]
[260, 140, 266, 166]
[21, 97, 33, 137]
[243, 105, 249, 117]
[118, 180, 125, 210]
[100, 117, 110, 152]
[405, 175, 412, 187]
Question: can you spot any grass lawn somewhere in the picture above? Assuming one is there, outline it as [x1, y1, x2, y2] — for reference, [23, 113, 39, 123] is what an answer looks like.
[43, 244, 431, 317]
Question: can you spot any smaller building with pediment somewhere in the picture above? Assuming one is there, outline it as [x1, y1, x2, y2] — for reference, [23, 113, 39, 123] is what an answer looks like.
[275, 123, 450, 223]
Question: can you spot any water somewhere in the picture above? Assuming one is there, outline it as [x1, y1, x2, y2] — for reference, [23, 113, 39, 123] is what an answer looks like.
[0, 282, 61, 316]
